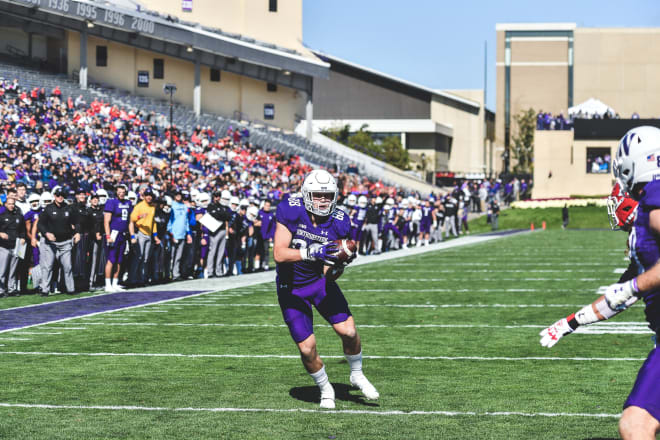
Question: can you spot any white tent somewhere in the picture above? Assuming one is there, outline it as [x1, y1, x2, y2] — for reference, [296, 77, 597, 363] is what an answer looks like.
[568, 98, 616, 118]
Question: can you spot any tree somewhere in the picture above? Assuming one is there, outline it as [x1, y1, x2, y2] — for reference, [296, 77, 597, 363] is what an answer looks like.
[381, 136, 410, 170]
[321, 124, 410, 170]
[511, 108, 536, 174]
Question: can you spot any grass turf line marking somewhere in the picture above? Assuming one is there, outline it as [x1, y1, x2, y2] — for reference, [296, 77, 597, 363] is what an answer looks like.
[42, 327, 87, 330]
[0, 352, 646, 361]
[0, 338, 32, 341]
[157, 303, 600, 308]
[387, 262, 616, 267]
[614, 268, 627, 274]
[73, 322, 652, 332]
[346, 278, 602, 282]
[11, 331, 62, 335]
[0, 402, 621, 418]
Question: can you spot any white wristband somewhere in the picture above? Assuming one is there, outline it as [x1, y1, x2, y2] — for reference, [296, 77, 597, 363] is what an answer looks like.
[300, 247, 309, 261]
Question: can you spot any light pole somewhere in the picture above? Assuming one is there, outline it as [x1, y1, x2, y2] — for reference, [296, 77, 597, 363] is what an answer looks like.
[163, 83, 177, 187]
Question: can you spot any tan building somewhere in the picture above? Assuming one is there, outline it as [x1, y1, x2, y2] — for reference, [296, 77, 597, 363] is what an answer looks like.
[0, 0, 328, 130]
[497, 23, 660, 196]
[306, 52, 496, 184]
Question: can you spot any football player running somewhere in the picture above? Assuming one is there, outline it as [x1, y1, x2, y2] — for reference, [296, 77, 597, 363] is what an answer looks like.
[540, 126, 660, 440]
[273, 169, 379, 409]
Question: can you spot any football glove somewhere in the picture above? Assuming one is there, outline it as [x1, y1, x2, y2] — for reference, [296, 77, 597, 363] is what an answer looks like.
[539, 318, 574, 348]
[604, 279, 639, 310]
[302, 242, 339, 263]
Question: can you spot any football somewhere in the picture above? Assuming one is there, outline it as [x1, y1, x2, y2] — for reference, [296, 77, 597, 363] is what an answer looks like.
[331, 239, 358, 265]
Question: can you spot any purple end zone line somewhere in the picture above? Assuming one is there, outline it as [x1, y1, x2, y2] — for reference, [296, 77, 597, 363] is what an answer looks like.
[0, 290, 206, 333]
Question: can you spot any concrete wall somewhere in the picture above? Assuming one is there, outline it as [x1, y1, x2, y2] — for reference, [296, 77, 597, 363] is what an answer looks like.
[66, 31, 304, 129]
[0, 27, 47, 59]
[533, 130, 614, 198]
[313, 69, 430, 119]
[432, 90, 485, 175]
[574, 28, 660, 118]
[137, 0, 305, 54]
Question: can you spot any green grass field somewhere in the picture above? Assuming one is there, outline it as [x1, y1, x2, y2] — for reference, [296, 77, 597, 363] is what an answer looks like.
[0, 228, 653, 439]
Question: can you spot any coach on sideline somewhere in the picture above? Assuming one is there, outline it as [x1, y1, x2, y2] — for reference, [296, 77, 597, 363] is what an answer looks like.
[129, 188, 159, 286]
[37, 188, 80, 295]
[0, 197, 26, 297]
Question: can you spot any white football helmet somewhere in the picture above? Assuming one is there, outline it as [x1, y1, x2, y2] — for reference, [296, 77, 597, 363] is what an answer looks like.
[239, 198, 249, 208]
[375, 196, 383, 205]
[197, 192, 210, 208]
[191, 188, 200, 203]
[220, 190, 231, 207]
[301, 170, 338, 216]
[127, 191, 138, 204]
[28, 193, 41, 210]
[358, 195, 368, 209]
[613, 126, 660, 197]
[346, 194, 357, 207]
[383, 197, 395, 211]
[400, 199, 409, 209]
[40, 192, 53, 207]
[246, 205, 259, 222]
[229, 196, 240, 212]
[96, 188, 108, 205]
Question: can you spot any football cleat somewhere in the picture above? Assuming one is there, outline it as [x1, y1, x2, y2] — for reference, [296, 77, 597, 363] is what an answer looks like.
[350, 373, 379, 400]
[320, 386, 335, 409]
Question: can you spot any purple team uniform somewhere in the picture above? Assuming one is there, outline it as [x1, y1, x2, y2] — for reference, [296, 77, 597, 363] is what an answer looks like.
[420, 205, 433, 233]
[260, 209, 275, 240]
[104, 198, 133, 265]
[275, 195, 352, 343]
[624, 179, 660, 421]
[196, 207, 210, 261]
[24, 208, 41, 264]
[350, 206, 367, 242]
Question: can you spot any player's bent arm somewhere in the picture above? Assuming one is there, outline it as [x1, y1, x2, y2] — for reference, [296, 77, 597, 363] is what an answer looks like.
[324, 265, 343, 281]
[540, 295, 638, 348]
[104, 212, 112, 237]
[273, 222, 303, 263]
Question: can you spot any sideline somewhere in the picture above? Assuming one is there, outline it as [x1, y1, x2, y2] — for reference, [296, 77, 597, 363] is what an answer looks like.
[0, 402, 621, 418]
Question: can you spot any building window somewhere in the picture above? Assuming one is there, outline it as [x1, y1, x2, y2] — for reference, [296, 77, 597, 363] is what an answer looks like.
[96, 46, 107, 67]
[269, 0, 277, 12]
[586, 147, 611, 174]
[267, 83, 277, 92]
[210, 69, 221, 82]
[153, 58, 164, 79]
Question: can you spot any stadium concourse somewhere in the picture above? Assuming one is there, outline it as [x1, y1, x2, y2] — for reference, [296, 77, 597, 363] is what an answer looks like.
[0, 71, 517, 300]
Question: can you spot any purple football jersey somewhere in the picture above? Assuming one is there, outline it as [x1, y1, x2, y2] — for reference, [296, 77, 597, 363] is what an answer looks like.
[276, 195, 351, 288]
[421, 206, 433, 221]
[630, 180, 660, 332]
[104, 198, 133, 232]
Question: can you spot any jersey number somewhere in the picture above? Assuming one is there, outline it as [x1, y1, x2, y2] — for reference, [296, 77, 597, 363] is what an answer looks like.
[121, 209, 128, 221]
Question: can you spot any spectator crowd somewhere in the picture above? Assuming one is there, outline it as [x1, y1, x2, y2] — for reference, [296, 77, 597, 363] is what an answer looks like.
[0, 77, 524, 297]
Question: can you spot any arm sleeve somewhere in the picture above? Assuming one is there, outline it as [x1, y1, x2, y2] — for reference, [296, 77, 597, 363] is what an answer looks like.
[275, 199, 299, 234]
[37, 210, 48, 236]
[18, 215, 26, 240]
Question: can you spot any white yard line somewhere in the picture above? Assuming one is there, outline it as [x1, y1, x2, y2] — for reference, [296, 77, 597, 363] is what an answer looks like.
[42, 327, 87, 330]
[157, 303, 595, 308]
[0, 402, 621, 418]
[383, 262, 617, 267]
[11, 332, 62, 335]
[0, 351, 646, 361]
[342, 278, 602, 282]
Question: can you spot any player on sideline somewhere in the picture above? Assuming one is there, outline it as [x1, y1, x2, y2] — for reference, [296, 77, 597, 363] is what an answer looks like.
[273, 169, 379, 409]
[540, 126, 660, 440]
